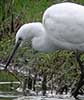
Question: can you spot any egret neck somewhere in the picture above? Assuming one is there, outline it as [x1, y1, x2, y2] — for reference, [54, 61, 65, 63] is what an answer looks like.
[5, 23, 46, 69]
[16, 22, 56, 52]
[5, 22, 59, 69]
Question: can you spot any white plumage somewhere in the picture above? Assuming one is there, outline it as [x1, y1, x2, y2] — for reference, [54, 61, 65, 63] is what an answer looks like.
[16, 2, 84, 52]
[5, 3, 84, 97]
[5, 2, 84, 68]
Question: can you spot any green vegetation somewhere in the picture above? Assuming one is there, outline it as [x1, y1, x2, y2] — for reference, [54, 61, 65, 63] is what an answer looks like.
[0, 99, 12, 100]
[0, 71, 17, 81]
[0, 0, 84, 91]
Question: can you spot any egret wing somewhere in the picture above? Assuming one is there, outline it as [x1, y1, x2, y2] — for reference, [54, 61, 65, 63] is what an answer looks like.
[43, 3, 84, 45]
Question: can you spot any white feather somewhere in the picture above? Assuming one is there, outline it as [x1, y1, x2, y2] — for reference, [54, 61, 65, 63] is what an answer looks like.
[16, 2, 84, 52]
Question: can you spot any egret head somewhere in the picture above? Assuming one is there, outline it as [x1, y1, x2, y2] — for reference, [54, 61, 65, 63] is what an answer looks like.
[5, 22, 44, 69]
[16, 24, 34, 44]
[5, 24, 33, 69]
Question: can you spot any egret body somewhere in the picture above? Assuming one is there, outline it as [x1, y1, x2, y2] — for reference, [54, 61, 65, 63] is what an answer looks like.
[15, 2, 84, 52]
[5, 2, 84, 98]
[5, 2, 84, 68]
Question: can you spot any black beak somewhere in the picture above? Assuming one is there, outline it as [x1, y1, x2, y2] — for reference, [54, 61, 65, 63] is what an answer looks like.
[5, 38, 22, 69]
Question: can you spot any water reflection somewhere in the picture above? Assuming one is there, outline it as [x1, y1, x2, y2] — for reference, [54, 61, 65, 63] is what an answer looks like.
[0, 91, 21, 100]
[0, 94, 84, 100]
[14, 96, 75, 100]
[0, 87, 84, 100]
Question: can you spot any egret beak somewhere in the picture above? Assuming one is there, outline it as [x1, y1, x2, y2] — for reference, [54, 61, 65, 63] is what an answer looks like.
[5, 38, 22, 69]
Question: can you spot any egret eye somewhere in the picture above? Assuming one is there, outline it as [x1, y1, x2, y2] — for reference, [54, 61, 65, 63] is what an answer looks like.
[18, 37, 23, 41]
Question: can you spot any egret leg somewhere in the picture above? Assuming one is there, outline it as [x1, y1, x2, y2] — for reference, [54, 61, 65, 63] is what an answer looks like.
[72, 51, 84, 99]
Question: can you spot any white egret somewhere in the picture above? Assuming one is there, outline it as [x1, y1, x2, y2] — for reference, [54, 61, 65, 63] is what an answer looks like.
[5, 2, 84, 98]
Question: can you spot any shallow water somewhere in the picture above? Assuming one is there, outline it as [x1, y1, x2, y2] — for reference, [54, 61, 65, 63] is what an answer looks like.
[0, 92, 84, 100]
[14, 95, 84, 100]
[0, 92, 21, 100]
